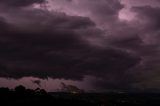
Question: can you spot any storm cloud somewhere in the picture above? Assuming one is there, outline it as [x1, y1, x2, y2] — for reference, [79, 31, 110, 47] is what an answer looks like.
[0, 9, 139, 80]
[0, 0, 160, 90]
[0, 0, 45, 7]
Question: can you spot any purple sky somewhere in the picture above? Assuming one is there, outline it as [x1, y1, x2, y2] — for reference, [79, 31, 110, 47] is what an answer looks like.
[0, 0, 160, 92]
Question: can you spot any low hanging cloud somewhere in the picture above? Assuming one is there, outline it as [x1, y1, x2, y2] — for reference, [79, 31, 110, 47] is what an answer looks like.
[47, 0, 123, 24]
[0, 13, 140, 80]
[124, 6, 160, 89]
[132, 6, 160, 30]
[3, 0, 160, 90]
[0, 0, 140, 83]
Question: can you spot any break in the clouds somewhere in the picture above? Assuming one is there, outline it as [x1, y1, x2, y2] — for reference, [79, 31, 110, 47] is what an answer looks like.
[0, 0, 160, 91]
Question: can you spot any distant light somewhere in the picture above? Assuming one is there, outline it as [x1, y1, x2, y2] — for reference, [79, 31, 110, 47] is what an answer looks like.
[71, 91, 78, 94]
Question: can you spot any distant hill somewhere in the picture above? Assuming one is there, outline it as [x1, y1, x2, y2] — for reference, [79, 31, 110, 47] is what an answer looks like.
[1, 85, 160, 106]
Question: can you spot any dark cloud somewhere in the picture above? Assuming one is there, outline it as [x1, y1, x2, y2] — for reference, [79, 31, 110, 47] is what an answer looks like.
[83, 0, 124, 24]
[0, 0, 45, 7]
[117, 6, 160, 89]
[111, 34, 142, 50]
[48, 0, 124, 25]
[87, 0, 123, 17]
[1, 0, 156, 90]
[132, 6, 160, 30]
[130, 6, 160, 56]
[89, 4, 160, 90]
[0, 6, 140, 83]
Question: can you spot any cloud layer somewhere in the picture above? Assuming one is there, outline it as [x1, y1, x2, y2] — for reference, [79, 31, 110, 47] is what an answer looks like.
[0, 0, 45, 7]
[0, 0, 160, 90]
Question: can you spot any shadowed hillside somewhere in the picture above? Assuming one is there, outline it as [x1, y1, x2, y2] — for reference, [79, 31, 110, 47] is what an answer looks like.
[1, 85, 160, 106]
[0, 85, 95, 106]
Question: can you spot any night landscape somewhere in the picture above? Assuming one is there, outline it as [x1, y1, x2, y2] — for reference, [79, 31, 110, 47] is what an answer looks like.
[0, 0, 160, 105]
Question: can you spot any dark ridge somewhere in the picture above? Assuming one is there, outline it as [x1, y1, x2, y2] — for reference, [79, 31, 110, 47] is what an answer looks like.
[1, 85, 160, 106]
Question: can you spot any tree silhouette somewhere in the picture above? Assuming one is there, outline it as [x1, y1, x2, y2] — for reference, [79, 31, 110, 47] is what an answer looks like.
[15, 85, 26, 92]
[14, 85, 27, 97]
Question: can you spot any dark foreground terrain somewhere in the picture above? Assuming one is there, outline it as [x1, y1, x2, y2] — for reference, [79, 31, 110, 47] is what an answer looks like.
[1, 86, 160, 106]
